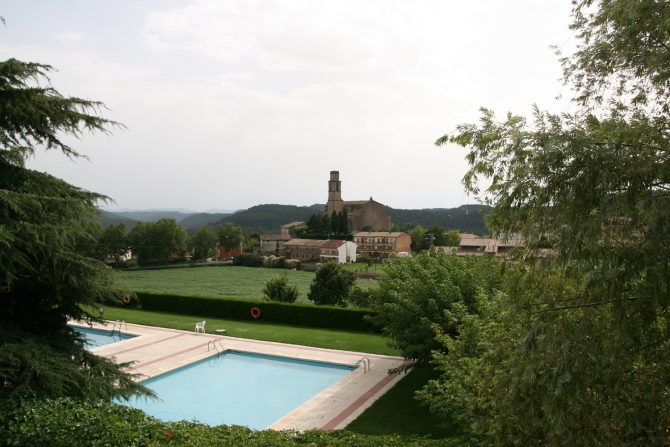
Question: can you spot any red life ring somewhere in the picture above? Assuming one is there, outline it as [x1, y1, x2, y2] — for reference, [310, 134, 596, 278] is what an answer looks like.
[250, 307, 261, 319]
[122, 295, 131, 304]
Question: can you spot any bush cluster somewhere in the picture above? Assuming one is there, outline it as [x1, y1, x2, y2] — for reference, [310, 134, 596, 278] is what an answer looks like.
[125, 292, 379, 332]
[262, 276, 299, 303]
[234, 253, 301, 270]
[0, 398, 473, 447]
[233, 253, 264, 267]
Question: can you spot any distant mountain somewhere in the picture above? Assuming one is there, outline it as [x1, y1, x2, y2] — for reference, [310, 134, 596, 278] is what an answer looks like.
[201, 208, 238, 214]
[180, 213, 231, 231]
[210, 204, 324, 231]
[108, 211, 195, 223]
[383, 204, 491, 235]
[98, 210, 139, 229]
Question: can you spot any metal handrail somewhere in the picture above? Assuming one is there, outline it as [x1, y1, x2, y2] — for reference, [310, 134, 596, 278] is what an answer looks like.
[354, 357, 371, 373]
[207, 339, 224, 354]
[111, 320, 127, 336]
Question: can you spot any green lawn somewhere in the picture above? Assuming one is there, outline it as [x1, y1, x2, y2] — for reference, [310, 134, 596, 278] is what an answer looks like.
[116, 266, 378, 304]
[90, 306, 397, 355]
[346, 365, 463, 438]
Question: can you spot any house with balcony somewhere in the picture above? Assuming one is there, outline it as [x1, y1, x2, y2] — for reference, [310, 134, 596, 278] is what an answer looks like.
[353, 231, 411, 258]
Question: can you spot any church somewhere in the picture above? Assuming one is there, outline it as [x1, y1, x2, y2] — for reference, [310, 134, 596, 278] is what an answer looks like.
[322, 171, 392, 232]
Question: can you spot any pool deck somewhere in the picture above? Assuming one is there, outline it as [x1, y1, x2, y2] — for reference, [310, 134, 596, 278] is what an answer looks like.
[71, 321, 407, 431]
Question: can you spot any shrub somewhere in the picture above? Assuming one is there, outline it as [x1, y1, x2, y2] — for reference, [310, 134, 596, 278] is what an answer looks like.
[261, 276, 299, 303]
[285, 259, 300, 270]
[119, 291, 380, 332]
[308, 260, 357, 307]
[0, 398, 473, 447]
[263, 255, 286, 269]
[347, 286, 376, 308]
[233, 253, 264, 267]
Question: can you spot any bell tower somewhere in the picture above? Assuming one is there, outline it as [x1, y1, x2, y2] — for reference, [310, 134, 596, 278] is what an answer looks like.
[326, 171, 343, 215]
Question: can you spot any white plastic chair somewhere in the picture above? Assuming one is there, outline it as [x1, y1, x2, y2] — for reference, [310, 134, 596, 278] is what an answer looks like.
[195, 321, 206, 333]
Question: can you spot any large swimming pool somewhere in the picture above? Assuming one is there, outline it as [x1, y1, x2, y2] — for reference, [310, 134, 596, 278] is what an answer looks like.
[125, 351, 353, 429]
[74, 327, 135, 348]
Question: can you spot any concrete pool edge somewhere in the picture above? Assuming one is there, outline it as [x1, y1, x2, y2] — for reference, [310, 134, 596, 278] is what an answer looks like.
[68, 321, 406, 431]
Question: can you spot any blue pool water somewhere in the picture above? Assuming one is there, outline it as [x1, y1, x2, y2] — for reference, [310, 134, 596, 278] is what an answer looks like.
[74, 327, 135, 348]
[126, 351, 353, 429]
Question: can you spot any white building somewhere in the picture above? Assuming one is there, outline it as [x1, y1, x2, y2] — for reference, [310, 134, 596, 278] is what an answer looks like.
[319, 240, 357, 264]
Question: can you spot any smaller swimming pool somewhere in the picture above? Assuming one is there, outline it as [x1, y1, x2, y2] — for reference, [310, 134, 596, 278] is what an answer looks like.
[74, 327, 136, 349]
[125, 351, 353, 429]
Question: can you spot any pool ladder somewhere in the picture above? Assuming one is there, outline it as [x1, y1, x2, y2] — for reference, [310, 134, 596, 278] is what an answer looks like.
[111, 320, 127, 336]
[207, 339, 225, 355]
[355, 357, 371, 373]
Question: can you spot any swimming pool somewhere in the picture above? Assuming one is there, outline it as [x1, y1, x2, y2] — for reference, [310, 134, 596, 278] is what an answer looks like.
[74, 327, 136, 348]
[125, 351, 353, 429]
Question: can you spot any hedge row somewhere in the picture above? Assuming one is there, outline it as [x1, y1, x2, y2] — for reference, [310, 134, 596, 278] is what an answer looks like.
[0, 398, 472, 447]
[119, 292, 380, 332]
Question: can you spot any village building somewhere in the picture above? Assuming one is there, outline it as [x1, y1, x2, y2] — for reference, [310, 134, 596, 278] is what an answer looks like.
[319, 240, 357, 264]
[280, 239, 328, 262]
[218, 246, 242, 260]
[281, 221, 305, 236]
[353, 231, 412, 258]
[322, 171, 392, 232]
[435, 237, 525, 257]
[259, 234, 292, 253]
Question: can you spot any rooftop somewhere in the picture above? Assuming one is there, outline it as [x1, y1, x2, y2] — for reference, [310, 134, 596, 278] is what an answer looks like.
[284, 238, 328, 247]
[353, 232, 407, 238]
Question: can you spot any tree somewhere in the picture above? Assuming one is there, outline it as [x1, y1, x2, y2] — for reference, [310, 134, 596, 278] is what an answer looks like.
[0, 58, 150, 400]
[307, 260, 357, 306]
[426, 225, 446, 246]
[244, 237, 258, 253]
[217, 222, 244, 254]
[190, 225, 216, 261]
[340, 209, 349, 234]
[411, 225, 426, 251]
[331, 211, 340, 234]
[443, 230, 461, 247]
[99, 222, 129, 267]
[370, 251, 501, 371]
[428, 1, 670, 443]
[261, 275, 299, 303]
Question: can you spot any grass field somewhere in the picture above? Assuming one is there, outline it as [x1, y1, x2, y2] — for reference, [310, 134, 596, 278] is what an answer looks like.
[116, 266, 378, 304]
[88, 306, 397, 354]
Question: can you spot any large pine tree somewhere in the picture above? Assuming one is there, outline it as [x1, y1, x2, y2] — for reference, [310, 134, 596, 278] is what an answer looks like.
[0, 59, 151, 400]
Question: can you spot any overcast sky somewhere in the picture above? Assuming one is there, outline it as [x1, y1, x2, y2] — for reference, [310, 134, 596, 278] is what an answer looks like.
[2, 0, 576, 211]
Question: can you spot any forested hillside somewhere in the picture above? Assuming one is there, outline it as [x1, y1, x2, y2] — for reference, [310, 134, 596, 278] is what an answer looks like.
[98, 210, 139, 229]
[179, 213, 230, 230]
[384, 204, 490, 235]
[210, 204, 324, 231]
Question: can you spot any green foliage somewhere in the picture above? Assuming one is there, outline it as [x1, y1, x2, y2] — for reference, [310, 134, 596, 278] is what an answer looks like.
[262, 275, 299, 303]
[383, 205, 491, 236]
[305, 212, 331, 234]
[411, 225, 426, 251]
[233, 252, 265, 267]
[347, 285, 376, 308]
[425, 225, 446, 246]
[211, 204, 323, 232]
[263, 255, 285, 268]
[125, 291, 380, 332]
[331, 210, 340, 233]
[341, 208, 349, 234]
[308, 260, 357, 306]
[0, 58, 150, 401]
[426, 1, 670, 444]
[189, 225, 217, 261]
[244, 237, 259, 253]
[369, 252, 502, 370]
[0, 398, 472, 447]
[217, 222, 244, 251]
[98, 222, 129, 266]
[443, 229, 461, 247]
[129, 219, 188, 267]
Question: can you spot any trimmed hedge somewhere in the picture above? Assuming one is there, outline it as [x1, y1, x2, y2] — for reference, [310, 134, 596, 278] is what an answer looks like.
[119, 291, 380, 332]
[0, 398, 472, 447]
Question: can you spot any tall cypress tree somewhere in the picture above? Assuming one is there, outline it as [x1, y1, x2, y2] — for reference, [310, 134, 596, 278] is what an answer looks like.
[331, 210, 340, 234]
[340, 209, 349, 234]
